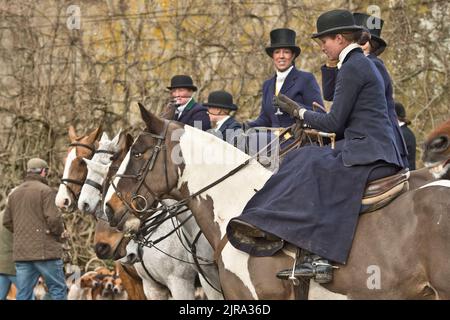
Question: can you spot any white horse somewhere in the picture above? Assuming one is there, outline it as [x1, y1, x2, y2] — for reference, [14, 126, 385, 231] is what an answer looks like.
[79, 131, 223, 300]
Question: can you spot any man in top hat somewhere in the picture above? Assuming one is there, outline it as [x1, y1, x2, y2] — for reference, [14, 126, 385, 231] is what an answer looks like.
[3, 158, 68, 300]
[245, 28, 324, 130]
[166, 75, 211, 131]
[395, 102, 416, 170]
[204, 90, 241, 145]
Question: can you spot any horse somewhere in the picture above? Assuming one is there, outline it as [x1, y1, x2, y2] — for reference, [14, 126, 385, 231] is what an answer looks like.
[54, 127, 147, 299]
[78, 130, 222, 299]
[104, 105, 450, 299]
[55, 125, 102, 212]
[422, 118, 450, 180]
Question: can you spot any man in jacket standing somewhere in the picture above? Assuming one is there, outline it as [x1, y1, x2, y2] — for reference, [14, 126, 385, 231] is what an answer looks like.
[0, 207, 16, 300]
[3, 158, 67, 300]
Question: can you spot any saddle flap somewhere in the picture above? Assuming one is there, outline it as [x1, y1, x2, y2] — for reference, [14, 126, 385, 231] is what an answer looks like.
[361, 169, 410, 213]
[363, 169, 409, 199]
[227, 219, 284, 257]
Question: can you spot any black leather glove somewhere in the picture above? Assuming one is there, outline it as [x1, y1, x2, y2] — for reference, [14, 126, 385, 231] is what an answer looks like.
[273, 94, 306, 119]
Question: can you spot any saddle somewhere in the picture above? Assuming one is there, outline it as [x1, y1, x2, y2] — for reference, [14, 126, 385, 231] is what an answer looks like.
[361, 169, 410, 214]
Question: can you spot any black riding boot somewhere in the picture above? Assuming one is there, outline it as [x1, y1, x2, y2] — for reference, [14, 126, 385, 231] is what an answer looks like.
[276, 253, 334, 284]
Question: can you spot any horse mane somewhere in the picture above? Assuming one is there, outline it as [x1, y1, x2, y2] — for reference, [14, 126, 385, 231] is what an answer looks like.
[178, 126, 273, 236]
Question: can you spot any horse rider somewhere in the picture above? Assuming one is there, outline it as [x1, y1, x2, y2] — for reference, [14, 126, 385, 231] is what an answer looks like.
[244, 28, 324, 133]
[395, 102, 416, 170]
[320, 11, 410, 169]
[3, 158, 68, 300]
[164, 74, 211, 131]
[204, 90, 242, 145]
[227, 9, 404, 284]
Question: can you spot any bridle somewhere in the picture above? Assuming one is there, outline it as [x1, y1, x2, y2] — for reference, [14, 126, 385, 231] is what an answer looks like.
[83, 148, 117, 194]
[61, 142, 95, 203]
[110, 120, 172, 220]
[61, 141, 115, 204]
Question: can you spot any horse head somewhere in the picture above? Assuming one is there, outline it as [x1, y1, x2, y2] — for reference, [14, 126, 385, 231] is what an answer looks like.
[423, 118, 450, 179]
[93, 219, 129, 260]
[55, 125, 102, 212]
[78, 130, 123, 215]
[104, 103, 183, 233]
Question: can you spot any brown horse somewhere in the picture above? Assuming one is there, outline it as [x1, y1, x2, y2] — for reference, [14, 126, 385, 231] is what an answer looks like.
[55, 127, 146, 299]
[55, 125, 102, 212]
[105, 105, 450, 299]
[93, 220, 147, 300]
[423, 118, 450, 180]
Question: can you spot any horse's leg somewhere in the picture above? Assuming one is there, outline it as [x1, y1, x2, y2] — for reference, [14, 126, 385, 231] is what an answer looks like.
[198, 274, 223, 300]
[142, 278, 170, 300]
[167, 277, 196, 300]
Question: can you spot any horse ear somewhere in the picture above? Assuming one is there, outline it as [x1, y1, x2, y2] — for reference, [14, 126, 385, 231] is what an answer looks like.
[138, 102, 164, 134]
[68, 125, 78, 142]
[87, 125, 103, 143]
[100, 132, 110, 143]
[111, 129, 122, 146]
[126, 134, 134, 149]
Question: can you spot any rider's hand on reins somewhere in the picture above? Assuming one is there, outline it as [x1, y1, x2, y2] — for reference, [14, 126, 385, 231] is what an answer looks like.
[273, 94, 307, 120]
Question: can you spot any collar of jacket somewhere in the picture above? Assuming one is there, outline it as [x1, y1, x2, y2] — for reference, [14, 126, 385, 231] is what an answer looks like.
[25, 173, 48, 185]
[341, 47, 363, 67]
[184, 98, 196, 112]
[271, 67, 297, 94]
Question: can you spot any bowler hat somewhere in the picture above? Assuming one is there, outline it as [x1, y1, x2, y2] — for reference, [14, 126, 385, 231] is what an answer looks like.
[353, 13, 387, 54]
[265, 28, 301, 58]
[167, 75, 198, 92]
[27, 158, 49, 171]
[312, 9, 363, 38]
[203, 90, 237, 111]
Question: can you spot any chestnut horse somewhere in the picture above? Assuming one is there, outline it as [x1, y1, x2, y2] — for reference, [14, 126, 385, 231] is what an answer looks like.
[105, 105, 450, 299]
[54, 127, 146, 300]
[55, 125, 102, 212]
[423, 118, 450, 180]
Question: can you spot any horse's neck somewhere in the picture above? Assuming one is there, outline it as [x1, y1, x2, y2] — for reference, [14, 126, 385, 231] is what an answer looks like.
[178, 126, 273, 245]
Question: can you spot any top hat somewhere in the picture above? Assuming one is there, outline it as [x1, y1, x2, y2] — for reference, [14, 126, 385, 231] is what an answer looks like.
[265, 28, 301, 58]
[166, 75, 198, 92]
[203, 90, 237, 111]
[353, 13, 387, 53]
[27, 158, 49, 171]
[312, 9, 363, 38]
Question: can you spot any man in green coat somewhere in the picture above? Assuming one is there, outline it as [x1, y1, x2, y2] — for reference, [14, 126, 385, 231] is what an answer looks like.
[3, 158, 67, 300]
[0, 208, 16, 300]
